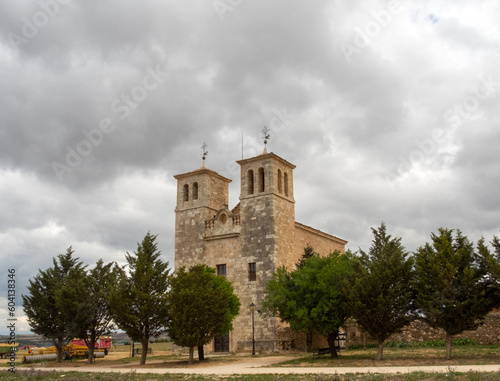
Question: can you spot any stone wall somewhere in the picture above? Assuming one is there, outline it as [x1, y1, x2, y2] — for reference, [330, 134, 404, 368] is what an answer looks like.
[295, 222, 347, 258]
[344, 313, 500, 346]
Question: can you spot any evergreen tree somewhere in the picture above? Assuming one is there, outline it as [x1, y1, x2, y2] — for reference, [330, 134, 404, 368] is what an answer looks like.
[110, 232, 171, 365]
[347, 223, 415, 361]
[414, 228, 495, 359]
[263, 251, 354, 358]
[22, 247, 85, 362]
[295, 244, 317, 350]
[296, 244, 315, 268]
[58, 260, 119, 363]
[477, 234, 500, 309]
[478, 234, 500, 282]
[167, 264, 240, 364]
[491, 235, 500, 281]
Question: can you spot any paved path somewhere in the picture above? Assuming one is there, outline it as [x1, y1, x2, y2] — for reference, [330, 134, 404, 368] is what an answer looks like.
[29, 356, 500, 375]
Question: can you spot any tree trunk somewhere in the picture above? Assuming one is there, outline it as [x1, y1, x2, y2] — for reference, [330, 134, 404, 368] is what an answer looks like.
[188, 346, 195, 365]
[306, 331, 313, 352]
[140, 339, 148, 365]
[198, 345, 204, 361]
[55, 339, 63, 363]
[86, 334, 97, 364]
[376, 339, 384, 361]
[87, 346, 95, 364]
[445, 332, 452, 360]
[327, 332, 339, 359]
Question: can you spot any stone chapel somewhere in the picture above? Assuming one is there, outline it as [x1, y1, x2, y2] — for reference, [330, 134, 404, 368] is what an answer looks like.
[174, 150, 347, 352]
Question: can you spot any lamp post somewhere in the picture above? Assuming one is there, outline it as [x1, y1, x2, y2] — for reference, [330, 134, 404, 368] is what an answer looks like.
[250, 302, 256, 355]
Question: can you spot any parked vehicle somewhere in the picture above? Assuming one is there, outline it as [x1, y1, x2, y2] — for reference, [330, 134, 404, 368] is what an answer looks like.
[0, 343, 17, 359]
[71, 337, 112, 355]
[22, 343, 107, 363]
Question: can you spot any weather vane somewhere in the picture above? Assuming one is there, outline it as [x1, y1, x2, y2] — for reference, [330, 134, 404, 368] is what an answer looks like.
[201, 142, 208, 167]
[261, 126, 270, 153]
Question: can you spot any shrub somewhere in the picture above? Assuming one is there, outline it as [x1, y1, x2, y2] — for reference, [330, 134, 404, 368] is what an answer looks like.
[385, 341, 410, 348]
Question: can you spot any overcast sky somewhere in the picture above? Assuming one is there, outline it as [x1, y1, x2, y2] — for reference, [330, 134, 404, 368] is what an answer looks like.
[1, 0, 499, 334]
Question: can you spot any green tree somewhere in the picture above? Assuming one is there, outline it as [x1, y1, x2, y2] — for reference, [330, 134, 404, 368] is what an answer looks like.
[490, 235, 500, 281]
[347, 223, 415, 361]
[167, 264, 240, 364]
[477, 234, 500, 309]
[263, 251, 354, 358]
[295, 244, 318, 350]
[22, 247, 85, 362]
[110, 232, 171, 365]
[58, 260, 119, 363]
[478, 234, 500, 282]
[414, 228, 495, 359]
[296, 244, 315, 268]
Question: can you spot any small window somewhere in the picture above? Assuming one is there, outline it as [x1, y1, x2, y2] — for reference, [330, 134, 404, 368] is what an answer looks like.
[217, 264, 226, 277]
[248, 170, 254, 195]
[193, 182, 199, 200]
[284, 173, 289, 197]
[183, 184, 189, 202]
[249, 263, 256, 281]
[258, 168, 265, 192]
[277, 169, 283, 194]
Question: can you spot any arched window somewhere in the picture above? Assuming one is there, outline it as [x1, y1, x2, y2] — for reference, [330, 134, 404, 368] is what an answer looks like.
[284, 173, 289, 197]
[277, 169, 283, 194]
[183, 184, 189, 202]
[193, 182, 199, 200]
[258, 167, 265, 192]
[248, 170, 254, 195]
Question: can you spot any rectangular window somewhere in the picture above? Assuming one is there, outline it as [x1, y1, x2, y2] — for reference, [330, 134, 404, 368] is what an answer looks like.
[249, 262, 256, 281]
[217, 264, 226, 277]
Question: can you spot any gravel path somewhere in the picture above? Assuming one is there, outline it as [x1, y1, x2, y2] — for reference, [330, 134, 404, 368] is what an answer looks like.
[31, 356, 500, 375]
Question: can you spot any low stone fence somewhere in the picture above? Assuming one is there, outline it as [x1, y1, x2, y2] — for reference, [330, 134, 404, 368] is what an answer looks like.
[274, 313, 500, 351]
[344, 313, 500, 347]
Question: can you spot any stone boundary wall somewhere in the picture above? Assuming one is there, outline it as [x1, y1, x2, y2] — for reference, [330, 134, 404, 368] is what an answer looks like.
[273, 313, 500, 352]
[344, 313, 500, 346]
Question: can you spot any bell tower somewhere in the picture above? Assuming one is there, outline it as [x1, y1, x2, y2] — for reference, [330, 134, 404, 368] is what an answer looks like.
[173, 146, 232, 270]
[237, 152, 296, 271]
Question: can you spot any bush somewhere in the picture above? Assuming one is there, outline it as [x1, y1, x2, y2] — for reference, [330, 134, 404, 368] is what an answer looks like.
[412, 339, 446, 348]
[347, 338, 478, 350]
[385, 341, 410, 348]
[347, 344, 364, 350]
[346, 343, 377, 350]
[453, 338, 478, 346]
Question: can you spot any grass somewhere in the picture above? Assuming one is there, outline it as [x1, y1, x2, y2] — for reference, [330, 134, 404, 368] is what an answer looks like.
[273, 344, 500, 367]
[2, 342, 499, 380]
[1, 370, 500, 380]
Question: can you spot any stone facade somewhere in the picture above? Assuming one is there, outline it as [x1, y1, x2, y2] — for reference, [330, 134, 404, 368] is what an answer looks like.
[174, 151, 347, 353]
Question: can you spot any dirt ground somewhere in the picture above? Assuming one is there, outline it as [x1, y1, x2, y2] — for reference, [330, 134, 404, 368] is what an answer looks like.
[18, 345, 500, 375]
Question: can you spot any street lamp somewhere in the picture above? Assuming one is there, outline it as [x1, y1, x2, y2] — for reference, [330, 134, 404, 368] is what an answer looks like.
[250, 302, 256, 355]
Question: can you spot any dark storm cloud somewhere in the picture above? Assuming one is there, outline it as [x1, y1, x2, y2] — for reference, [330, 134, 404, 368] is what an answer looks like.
[0, 0, 499, 333]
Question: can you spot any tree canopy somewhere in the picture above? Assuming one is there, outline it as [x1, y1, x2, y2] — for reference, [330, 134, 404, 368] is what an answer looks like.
[347, 223, 415, 361]
[167, 264, 240, 364]
[58, 259, 119, 363]
[414, 228, 496, 359]
[296, 244, 315, 268]
[110, 232, 171, 365]
[22, 247, 85, 362]
[263, 250, 354, 358]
